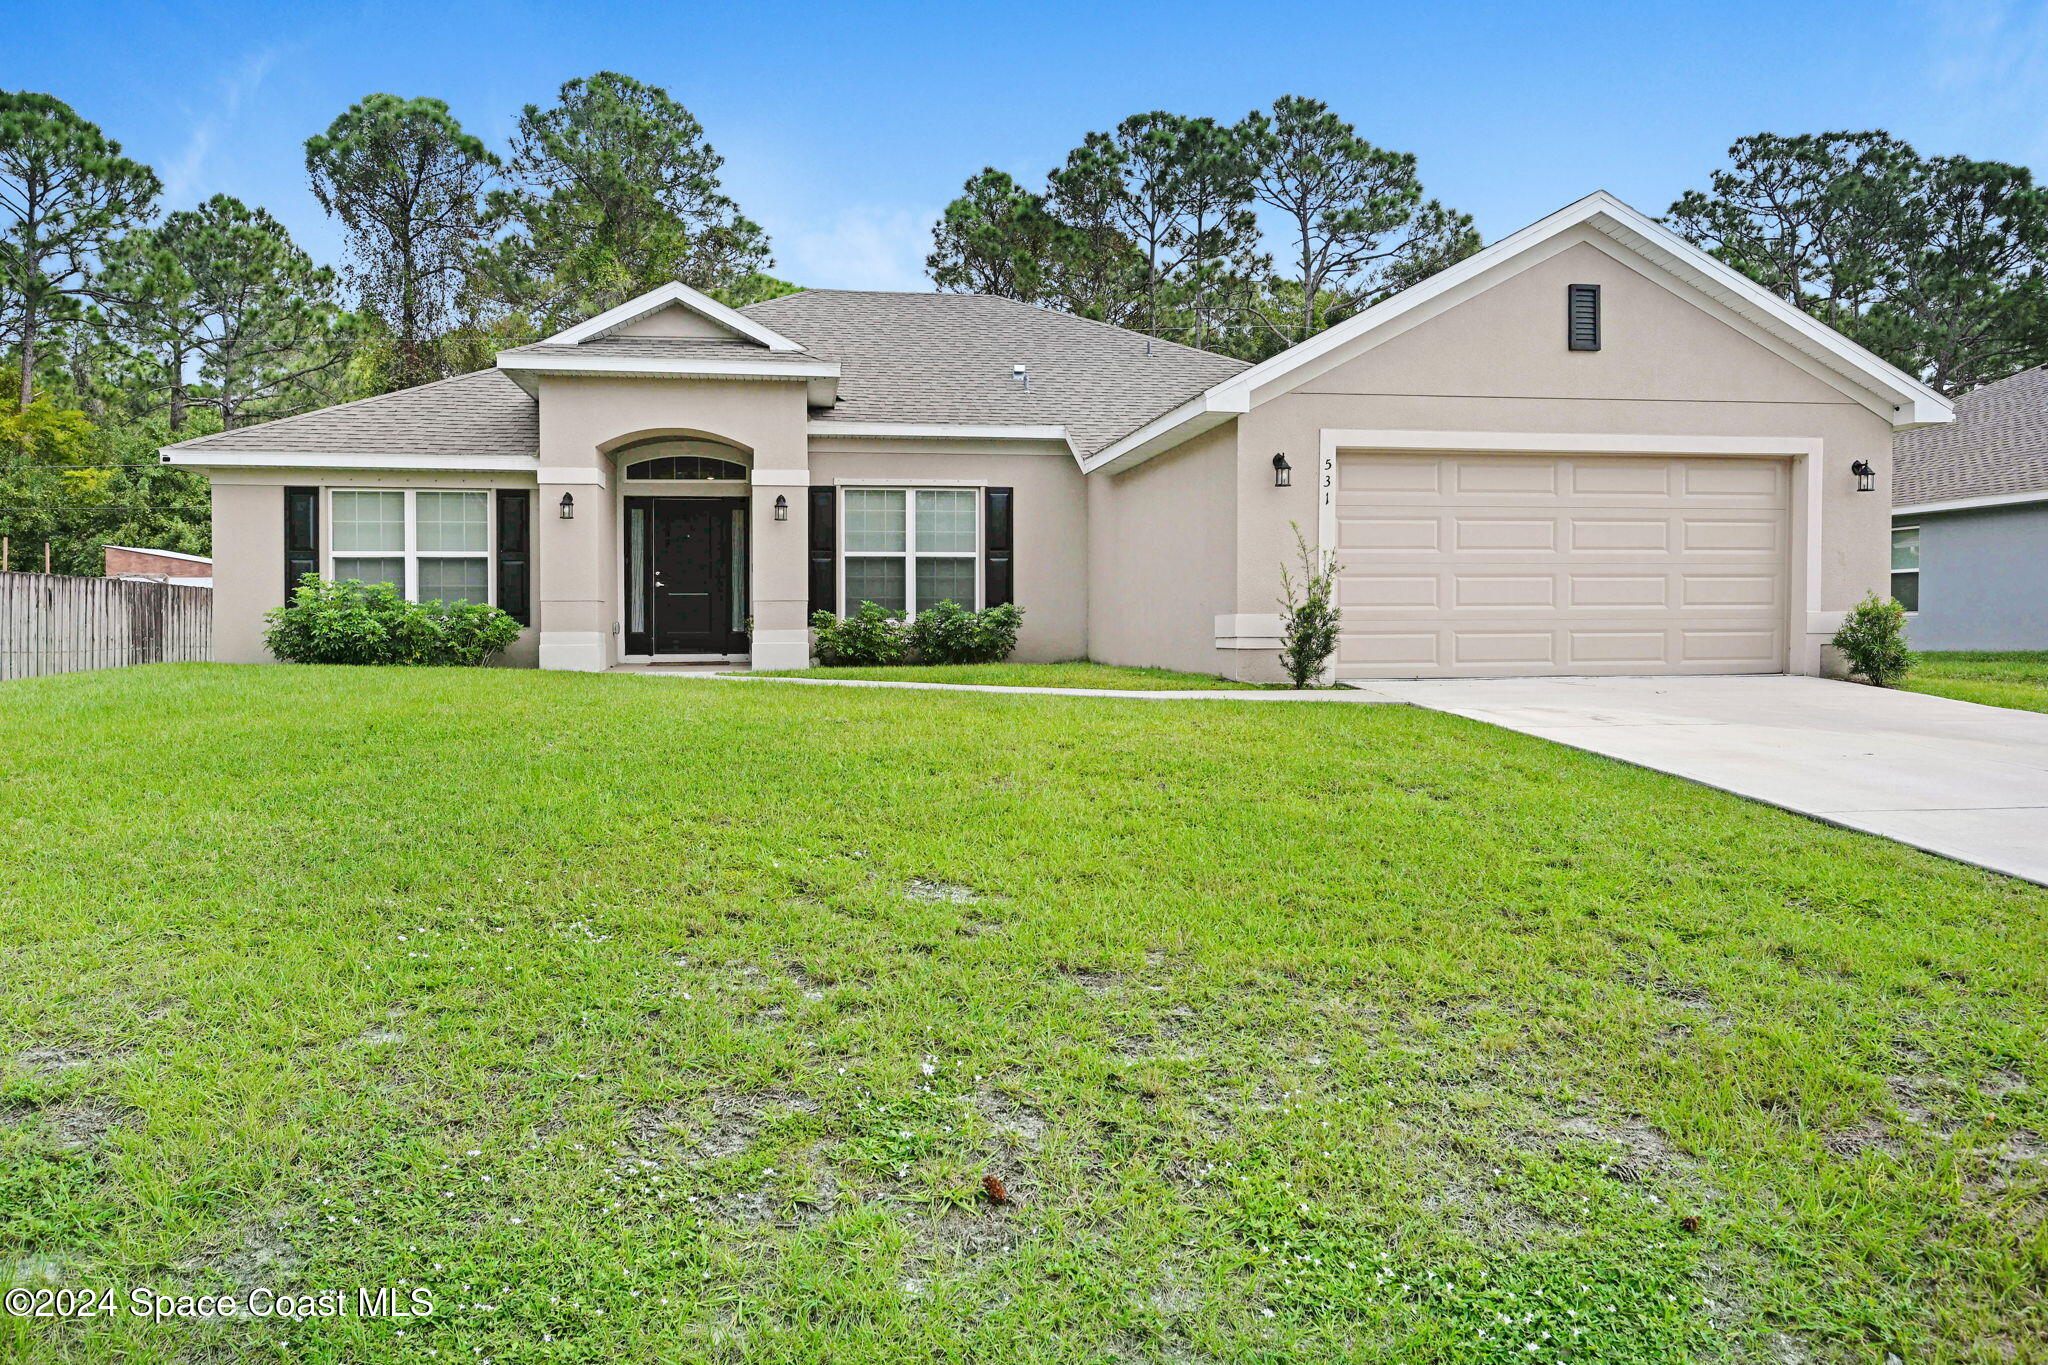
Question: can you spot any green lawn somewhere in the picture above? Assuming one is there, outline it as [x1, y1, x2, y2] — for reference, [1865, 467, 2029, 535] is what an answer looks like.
[2, 665, 2044, 1363]
[1907, 651, 2048, 714]
[754, 661, 1270, 689]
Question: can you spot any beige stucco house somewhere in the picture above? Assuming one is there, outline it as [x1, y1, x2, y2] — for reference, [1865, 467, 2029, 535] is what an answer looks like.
[164, 192, 1951, 681]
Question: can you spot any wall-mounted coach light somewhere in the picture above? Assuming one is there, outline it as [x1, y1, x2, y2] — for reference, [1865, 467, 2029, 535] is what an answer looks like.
[774, 494, 789, 521]
[558, 492, 575, 519]
[1272, 453, 1292, 487]
[1851, 460, 1876, 493]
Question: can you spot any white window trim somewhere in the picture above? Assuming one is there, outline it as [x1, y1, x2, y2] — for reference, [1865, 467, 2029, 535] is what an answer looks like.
[328, 488, 495, 605]
[1892, 523, 1920, 614]
[837, 485, 983, 617]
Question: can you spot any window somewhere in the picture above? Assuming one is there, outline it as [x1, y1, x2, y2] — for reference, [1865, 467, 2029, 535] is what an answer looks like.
[840, 487, 979, 614]
[330, 490, 491, 604]
[623, 455, 747, 481]
[1891, 525, 1920, 612]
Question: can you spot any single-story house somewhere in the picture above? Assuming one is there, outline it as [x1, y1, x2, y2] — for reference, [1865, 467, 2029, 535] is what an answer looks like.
[1891, 363, 2048, 650]
[103, 544, 213, 588]
[162, 191, 1950, 681]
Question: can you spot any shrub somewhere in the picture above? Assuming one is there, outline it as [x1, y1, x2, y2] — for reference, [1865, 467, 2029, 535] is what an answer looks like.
[265, 576, 522, 666]
[1831, 592, 1914, 687]
[906, 599, 1024, 665]
[1276, 524, 1343, 689]
[810, 600, 910, 665]
[809, 599, 1025, 666]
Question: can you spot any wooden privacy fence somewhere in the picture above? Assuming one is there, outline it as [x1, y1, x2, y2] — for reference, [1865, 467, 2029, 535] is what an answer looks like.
[0, 572, 212, 680]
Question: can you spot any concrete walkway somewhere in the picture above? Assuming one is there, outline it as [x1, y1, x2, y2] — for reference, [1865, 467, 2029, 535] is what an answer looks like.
[1372, 674, 2048, 886]
[625, 669, 1398, 703]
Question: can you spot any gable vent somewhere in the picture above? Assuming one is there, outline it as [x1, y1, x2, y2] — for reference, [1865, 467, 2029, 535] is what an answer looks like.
[1567, 284, 1601, 351]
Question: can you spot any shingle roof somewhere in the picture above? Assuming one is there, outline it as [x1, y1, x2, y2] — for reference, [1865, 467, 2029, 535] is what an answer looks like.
[1895, 364, 2048, 505]
[164, 291, 1249, 462]
[164, 369, 537, 456]
[740, 290, 1249, 455]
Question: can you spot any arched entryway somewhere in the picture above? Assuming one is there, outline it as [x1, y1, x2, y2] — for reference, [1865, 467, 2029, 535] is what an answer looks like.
[614, 437, 753, 659]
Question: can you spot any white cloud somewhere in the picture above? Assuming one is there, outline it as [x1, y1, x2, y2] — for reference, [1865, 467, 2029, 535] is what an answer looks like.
[775, 204, 938, 291]
[160, 46, 281, 206]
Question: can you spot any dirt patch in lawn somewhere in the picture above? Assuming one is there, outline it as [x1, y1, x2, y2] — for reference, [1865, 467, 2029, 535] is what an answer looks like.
[630, 1088, 818, 1161]
[1823, 1120, 1905, 1160]
[182, 1215, 300, 1289]
[974, 1086, 1048, 1150]
[40, 1101, 130, 1150]
[903, 878, 981, 904]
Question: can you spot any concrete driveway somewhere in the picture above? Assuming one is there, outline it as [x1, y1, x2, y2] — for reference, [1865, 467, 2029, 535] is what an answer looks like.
[1369, 674, 2048, 886]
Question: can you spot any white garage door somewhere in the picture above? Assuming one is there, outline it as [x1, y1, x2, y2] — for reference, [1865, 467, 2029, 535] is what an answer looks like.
[1334, 452, 1789, 678]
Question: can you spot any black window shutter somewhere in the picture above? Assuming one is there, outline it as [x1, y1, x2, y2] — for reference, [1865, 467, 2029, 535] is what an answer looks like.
[807, 487, 836, 616]
[496, 489, 532, 626]
[283, 486, 318, 601]
[1567, 283, 1601, 351]
[984, 486, 1014, 608]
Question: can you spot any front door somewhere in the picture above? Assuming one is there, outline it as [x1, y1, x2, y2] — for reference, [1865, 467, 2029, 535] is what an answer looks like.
[625, 497, 749, 656]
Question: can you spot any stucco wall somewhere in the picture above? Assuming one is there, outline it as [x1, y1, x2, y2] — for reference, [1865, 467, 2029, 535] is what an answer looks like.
[535, 374, 812, 669]
[809, 444, 1088, 662]
[1086, 422, 1240, 676]
[1228, 233, 1896, 678]
[1898, 502, 2048, 650]
[207, 472, 539, 667]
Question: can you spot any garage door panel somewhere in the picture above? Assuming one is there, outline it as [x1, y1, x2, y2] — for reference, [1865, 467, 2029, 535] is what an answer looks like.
[1567, 574, 1669, 608]
[1681, 517, 1779, 552]
[1334, 452, 1788, 678]
[1455, 460, 1558, 495]
[1570, 459, 1673, 496]
[1569, 519, 1669, 552]
[1454, 518, 1556, 551]
[1341, 574, 1439, 608]
[1453, 575, 1554, 608]
[1452, 631, 1556, 666]
[1567, 630, 1671, 665]
[1339, 631, 1439, 667]
[1340, 516, 1439, 551]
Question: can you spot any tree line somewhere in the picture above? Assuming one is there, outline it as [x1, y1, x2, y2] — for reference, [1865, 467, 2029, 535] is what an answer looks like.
[926, 110, 2048, 389]
[0, 74, 791, 573]
[3, 76, 2046, 576]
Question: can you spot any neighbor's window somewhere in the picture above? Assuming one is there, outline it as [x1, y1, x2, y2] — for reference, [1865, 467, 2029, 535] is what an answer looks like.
[331, 489, 491, 605]
[841, 487, 978, 614]
[1891, 525, 1920, 613]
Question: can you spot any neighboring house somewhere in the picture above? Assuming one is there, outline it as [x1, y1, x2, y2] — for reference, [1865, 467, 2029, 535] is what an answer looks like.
[162, 192, 1950, 681]
[103, 544, 213, 588]
[1891, 363, 2048, 650]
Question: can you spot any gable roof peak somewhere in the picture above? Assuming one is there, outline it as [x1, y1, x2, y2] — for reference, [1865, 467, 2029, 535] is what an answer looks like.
[542, 280, 807, 352]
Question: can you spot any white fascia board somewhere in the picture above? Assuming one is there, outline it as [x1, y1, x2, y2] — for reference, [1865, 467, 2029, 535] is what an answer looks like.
[1894, 489, 2048, 516]
[159, 449, 536, 472]
[540, 280, 806, 351]
[104, 544, 213, 564]
[805, 421, 1069, 442]
[1081, 389, 1248, 474]
[497, 353, 839, 381]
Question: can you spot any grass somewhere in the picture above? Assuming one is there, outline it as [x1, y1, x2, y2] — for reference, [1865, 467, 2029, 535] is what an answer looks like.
[1, 664, 2044, 1364]
[753, 661, 1272, 689]
[1907, 651, 2048, 714]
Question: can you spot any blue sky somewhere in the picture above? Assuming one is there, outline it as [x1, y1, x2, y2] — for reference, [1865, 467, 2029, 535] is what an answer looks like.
[14, 0, 2048, 291]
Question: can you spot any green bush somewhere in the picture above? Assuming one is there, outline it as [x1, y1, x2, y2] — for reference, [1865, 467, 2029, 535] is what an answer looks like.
[810, 599, 1026, 666]
[265, 576, 522, 666]
[906, 599, 1024, 665]
[1276, 524, 1343, 689]
[1831, 592, 1914, 687]
[809, 600, 910, 665]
